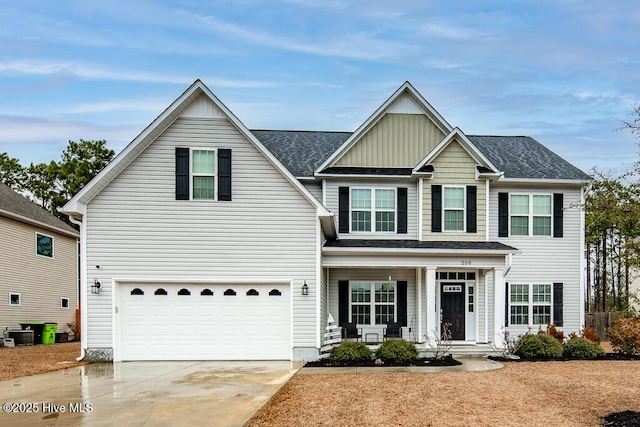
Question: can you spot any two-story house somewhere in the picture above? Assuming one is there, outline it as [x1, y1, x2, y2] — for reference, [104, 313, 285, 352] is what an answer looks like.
[62, 81, 589, 362]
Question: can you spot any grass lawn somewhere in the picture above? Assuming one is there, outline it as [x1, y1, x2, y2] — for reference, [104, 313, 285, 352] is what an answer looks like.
[0, 341, 86, 381]
[247, 359, 640, 426]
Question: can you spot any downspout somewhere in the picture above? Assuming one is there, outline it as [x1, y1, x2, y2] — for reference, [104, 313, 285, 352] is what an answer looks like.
[69, 215, 86, 362]
[504, 254, 513, 276]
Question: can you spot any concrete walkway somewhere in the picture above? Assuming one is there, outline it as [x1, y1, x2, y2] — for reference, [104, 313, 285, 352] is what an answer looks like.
[0, 361, 301, 426]
[298, 357, 503, 374]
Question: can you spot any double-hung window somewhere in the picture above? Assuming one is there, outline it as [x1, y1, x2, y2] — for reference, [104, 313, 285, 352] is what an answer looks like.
[192, 149, 216, 200]
[509, 283, 552, 325]
[443, 186, 465, 231]
[350, 282, 395, 325]
[510, 194, 552, 236]
[350, 189, 396, 232]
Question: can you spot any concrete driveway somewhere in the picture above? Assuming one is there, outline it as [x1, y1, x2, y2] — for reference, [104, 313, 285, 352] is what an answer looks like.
[0, 361, 301, 426]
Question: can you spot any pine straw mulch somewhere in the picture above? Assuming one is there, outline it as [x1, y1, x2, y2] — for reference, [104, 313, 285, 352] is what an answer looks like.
[247, 360, 640, 427]
[0, 341, 86, 381]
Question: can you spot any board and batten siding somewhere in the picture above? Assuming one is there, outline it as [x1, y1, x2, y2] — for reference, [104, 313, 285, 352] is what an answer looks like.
[325, 179, 418, 239]
[422, 140, 487, 241]
[335, 113, 445, 167]
[84, 116, 319, 351]
[0, 217, 78, 331]
[489, 185, 583, 334]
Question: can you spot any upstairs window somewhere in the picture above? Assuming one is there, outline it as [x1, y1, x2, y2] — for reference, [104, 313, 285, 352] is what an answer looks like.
[350, 188, 396, 233]
[36, 233, 53, 258]
[510, 194, 552, 236]
[443, 187, 465, 231]
[192, 149, 216, 200]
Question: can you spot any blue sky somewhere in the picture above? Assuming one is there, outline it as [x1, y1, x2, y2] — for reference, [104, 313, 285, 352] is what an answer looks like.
[1, 0, 639, 174]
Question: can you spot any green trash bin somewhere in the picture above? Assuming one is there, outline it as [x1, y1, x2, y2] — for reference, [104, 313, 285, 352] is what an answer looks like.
[42, 323, 57, 345]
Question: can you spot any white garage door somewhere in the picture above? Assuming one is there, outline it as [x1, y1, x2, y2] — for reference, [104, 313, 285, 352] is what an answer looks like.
[117, 283, 291, 361]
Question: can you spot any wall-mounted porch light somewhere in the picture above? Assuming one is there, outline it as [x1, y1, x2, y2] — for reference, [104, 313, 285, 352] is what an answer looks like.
[91, 279, 101, 294]
[301, 281, 309, 296]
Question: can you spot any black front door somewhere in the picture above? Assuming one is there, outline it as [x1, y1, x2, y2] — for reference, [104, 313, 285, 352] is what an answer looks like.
[441, 283, 465, 340]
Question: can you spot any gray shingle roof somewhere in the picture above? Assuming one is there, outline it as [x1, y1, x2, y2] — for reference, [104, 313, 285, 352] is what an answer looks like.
[0, 182, 79, 236]
[251, 130, 350, 177]
[468, 136, 591, 180]
[252, 129, 590, 181]
[324, 239, 518, 251]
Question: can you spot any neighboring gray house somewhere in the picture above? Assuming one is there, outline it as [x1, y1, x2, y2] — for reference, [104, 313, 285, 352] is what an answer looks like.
[0, 183, 79, 337]
[62, 81, 589, 361]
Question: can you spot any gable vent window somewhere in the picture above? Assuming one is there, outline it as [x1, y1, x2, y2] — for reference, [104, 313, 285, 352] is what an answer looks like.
[154, 288, 168, 296]
[130, 288, 144, 296]
[269, 289, 282, 296]
[177, 288, 191, 296]
[200, 289, 214, 296]
[224, 289, 236, 296]
[176, 148, 232, 201]
[246, 289, 259, 296]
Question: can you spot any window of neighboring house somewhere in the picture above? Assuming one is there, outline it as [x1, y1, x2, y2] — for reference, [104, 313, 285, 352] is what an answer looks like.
[510, 283, 552, 325]
[350, 188, 396, 232]
[192, 149, 216, 200]
[350, 282, 395, 325]
[9, 293, 20, 306]
[443, 186, 465, 231]
[36, 233, 53, 258]
[510, 194, 552, 236]
[61, 297, 69, 309]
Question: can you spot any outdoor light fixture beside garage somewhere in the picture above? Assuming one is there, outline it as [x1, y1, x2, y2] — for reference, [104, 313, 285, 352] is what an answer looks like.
[302, 281, 309, 296]
[91, 279, 101, 294]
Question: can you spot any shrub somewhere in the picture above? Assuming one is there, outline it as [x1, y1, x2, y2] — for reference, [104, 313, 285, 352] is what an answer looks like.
[563, 337, 605, 359]
[375, 339, 419, 364]
[329, 340, 372, 363]
[540, 324, 564, 343]
[516, 333, 563, 359]
[608, 318, 640, 355]
[582, 326, 600, 343]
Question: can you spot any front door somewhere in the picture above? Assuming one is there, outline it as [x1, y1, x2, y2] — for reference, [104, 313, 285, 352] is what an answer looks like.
[441, 283, 465, 340]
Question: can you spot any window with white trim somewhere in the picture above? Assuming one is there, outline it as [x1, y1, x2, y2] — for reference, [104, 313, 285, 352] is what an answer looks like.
[509, 283, 552, 325]
[510, 194, 552, 236]
[9, 293, 20, 306]
[191, 149, 216, 200]
[36, 233, 53, 258]
[443, 186, 465, 231]
[350, 188, 396, 232]
[350, 281, 395, 325]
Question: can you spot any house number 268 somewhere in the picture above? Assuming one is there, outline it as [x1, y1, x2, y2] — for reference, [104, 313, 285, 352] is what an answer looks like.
[461, 260, 471, 265]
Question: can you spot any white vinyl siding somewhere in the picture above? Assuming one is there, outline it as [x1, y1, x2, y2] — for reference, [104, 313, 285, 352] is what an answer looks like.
[491, 185, 583, 334]
[85, 116, 319, 352]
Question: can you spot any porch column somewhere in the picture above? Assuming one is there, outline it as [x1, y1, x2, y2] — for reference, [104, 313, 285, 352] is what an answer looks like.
[417, 267, 423, 342]
[493, 267, 506, 347]
[425, 266, 437, 345]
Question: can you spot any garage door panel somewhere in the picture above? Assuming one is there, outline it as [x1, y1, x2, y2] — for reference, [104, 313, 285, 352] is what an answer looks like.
[118, 283, 290, 361]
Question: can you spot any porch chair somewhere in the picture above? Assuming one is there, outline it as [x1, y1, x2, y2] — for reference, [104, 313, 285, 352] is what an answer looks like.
[383, 322, 402, 341]
[341, 322, 362, 341]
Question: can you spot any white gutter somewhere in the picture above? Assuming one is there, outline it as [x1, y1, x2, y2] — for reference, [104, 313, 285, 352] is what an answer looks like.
[69, 215, 87, 362]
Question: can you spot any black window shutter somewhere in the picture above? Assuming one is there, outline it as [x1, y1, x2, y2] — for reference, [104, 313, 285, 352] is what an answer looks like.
[218, 149, 232, 201]
[338, 280, 349, 325]
[553, 193, 564, 238]
[338, 187, 350, 233]
[466, 185, 477, 233]
[397, 281, 408, 327]
[505, 282, 510, 327]
[498, 192, 509, 237]
[175, 148, 189, 200]
[397, 188, 408, 234]
[553, 283, 563, 326]
[431, 185, 442, 232]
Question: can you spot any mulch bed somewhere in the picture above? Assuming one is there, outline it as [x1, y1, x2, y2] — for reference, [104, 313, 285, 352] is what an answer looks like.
[603, 411, 640, 426]
[305, 354, 461, 367]
[490, 353, 640, 363]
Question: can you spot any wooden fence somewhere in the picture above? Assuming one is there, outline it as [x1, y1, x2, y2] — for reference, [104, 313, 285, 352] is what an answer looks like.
[585, 312, 622, 340]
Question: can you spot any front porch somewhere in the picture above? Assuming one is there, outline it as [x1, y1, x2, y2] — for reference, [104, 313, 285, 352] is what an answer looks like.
[321, 240, 520, 353]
